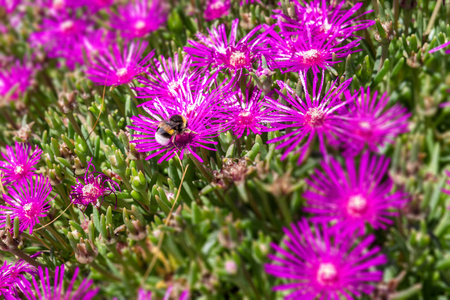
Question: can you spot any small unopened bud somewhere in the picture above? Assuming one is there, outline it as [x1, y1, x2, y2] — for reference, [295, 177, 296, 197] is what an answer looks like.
[225, 260, 238, 275]
[75, 238, 98, 264]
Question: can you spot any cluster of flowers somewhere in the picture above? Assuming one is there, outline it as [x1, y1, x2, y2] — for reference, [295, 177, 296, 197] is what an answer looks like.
[0, 260, 98, 299]
[0, 142, 52, 234]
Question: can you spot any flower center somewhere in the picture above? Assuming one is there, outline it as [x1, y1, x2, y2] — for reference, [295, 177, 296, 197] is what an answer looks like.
[347, 194, 368, 217]
[116, 68, 128, 78]
[317, 263, 338, 286]
[135, 20, 146, 30]
[14, 165, 25, 175]
[82, 184, 102, 200]
[60, 20, 75, 33]
[297, 49, 323, 65]
[23, 203, 34, 218]
[237, 110, 254, 125]
[53, 0, 65, 10]
[304, 107, 326, 127]
[173, 131, 196, 149]
[229, 51, 248, 68]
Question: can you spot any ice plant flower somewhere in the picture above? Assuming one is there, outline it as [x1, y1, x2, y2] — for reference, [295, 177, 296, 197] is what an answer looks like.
[69, 159, 120, 211]
[1, 261, 37, 297]
[82, 29, 114, 62]
[304, 153, 409, 232]
[265, 219, 386, 299]
[261, 24, 361, 74]
[30, 14, 91, 69]
[275, 0, 374, 41]
[110, 0, 168, 39]
[339, 87, 411, 156]
[0, 142, 42, 185]
[204, 0, 230, 21]
[0, 175, 53, 234]
[184, 19, 268, 71]
[0, 0, 20, 13]
[137, 286, 190, 300]
[221, 87, 271, 138]
[0, 60, 36, 102]
[22, 265, 99, 300]
[265, 72, 354, 164]
[135, 53, 202, 104]
[129, 77, 232, 163]
[0, 262, 15, 299]
[86, 41, 154, 86]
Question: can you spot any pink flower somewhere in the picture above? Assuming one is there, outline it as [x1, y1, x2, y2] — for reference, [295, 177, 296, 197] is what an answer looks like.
[0, 142, 42, 185]
[265, 219, 387, 299]
[86, 41, 154, 86]
[304, 153, 409, 232]
[264, 72, 354, 164]
[0, 175, 53, 234]
[204, 0, 230, 21]
[110, 0, 168, 39]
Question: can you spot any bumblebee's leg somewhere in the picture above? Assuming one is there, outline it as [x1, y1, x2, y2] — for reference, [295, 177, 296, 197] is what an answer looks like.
[171, 134, 181, 152]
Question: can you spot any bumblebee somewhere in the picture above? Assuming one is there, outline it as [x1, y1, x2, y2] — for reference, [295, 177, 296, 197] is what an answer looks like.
[155, 114, 188, 146]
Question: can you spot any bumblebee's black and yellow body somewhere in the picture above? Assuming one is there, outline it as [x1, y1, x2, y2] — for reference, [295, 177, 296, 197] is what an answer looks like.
[155, 115, 188, 146]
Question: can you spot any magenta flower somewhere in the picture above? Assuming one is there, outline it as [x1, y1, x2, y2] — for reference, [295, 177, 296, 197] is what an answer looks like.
[262, 24, 361, 74]
[69, 159, 120, 211]
[82, 0, 113, 12]
[265, 72, 354, 164]
[0, 60, 36, 101]
[1, 261, 37, 297]
[276, 0, 374, 41]
[22, 265, 99, 300]
[339, 87, 411, 156]
[184, 19, 268, 71]
[38, 0, 84, 12]
[110, 0, 168, 40]
[0, 175, 53, 234]
[265, 219, 386, 299]
[138, 286, 190, 300]
[0, 142, 42, 185]
[129, 78, 232, 163]
[86, 41, 154, 86]
[82, 29, 114, 62]
[0, 262, 15, 299]
[135, 53, 202, 104]
[204, 0, 230, 21]
[221, 87, 271, 138]
[30, 14, 91, 69]
[304, 153, 409, 232]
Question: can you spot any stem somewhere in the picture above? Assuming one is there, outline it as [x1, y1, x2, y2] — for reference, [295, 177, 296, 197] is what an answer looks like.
[46, 226, 71, 252]
[66, 112, 84, 140]
[9, 247, 47, 270]
[424, 0, 443, 36]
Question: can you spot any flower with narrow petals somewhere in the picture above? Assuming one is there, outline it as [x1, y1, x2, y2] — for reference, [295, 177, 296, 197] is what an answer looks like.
[276, 0, 374, 41]
[30, 14, 91, 69]
[0, 262, 15, 299]
[1, 260, 37, 297]
[129, 76, 232, 163]
[262, 24, 361, 74]
[0, 142, 42, 185]
[0, 175, 53, 234]
[110, 0, 168, 40]
[204, 0, 230, 21]
[86, 41, 154, 86]
[22, 265, 99, 300]
[135, 53, 202, 104]
[221, 87, 271, 138]
[138, 286, 190, 300]
[264, 72, 354, 164]
[82, 29, 114, 62]
[339, 87, 411, 156]
[265, 219, 386, 299]
[69, 159, 120, 211]
[0, 60, 37, 102]
[304, 153, 409, 232]
[184, 19, 269, 71]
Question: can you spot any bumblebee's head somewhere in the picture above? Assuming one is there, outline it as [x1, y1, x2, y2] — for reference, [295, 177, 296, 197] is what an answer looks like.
[170, 114, 188, 131]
